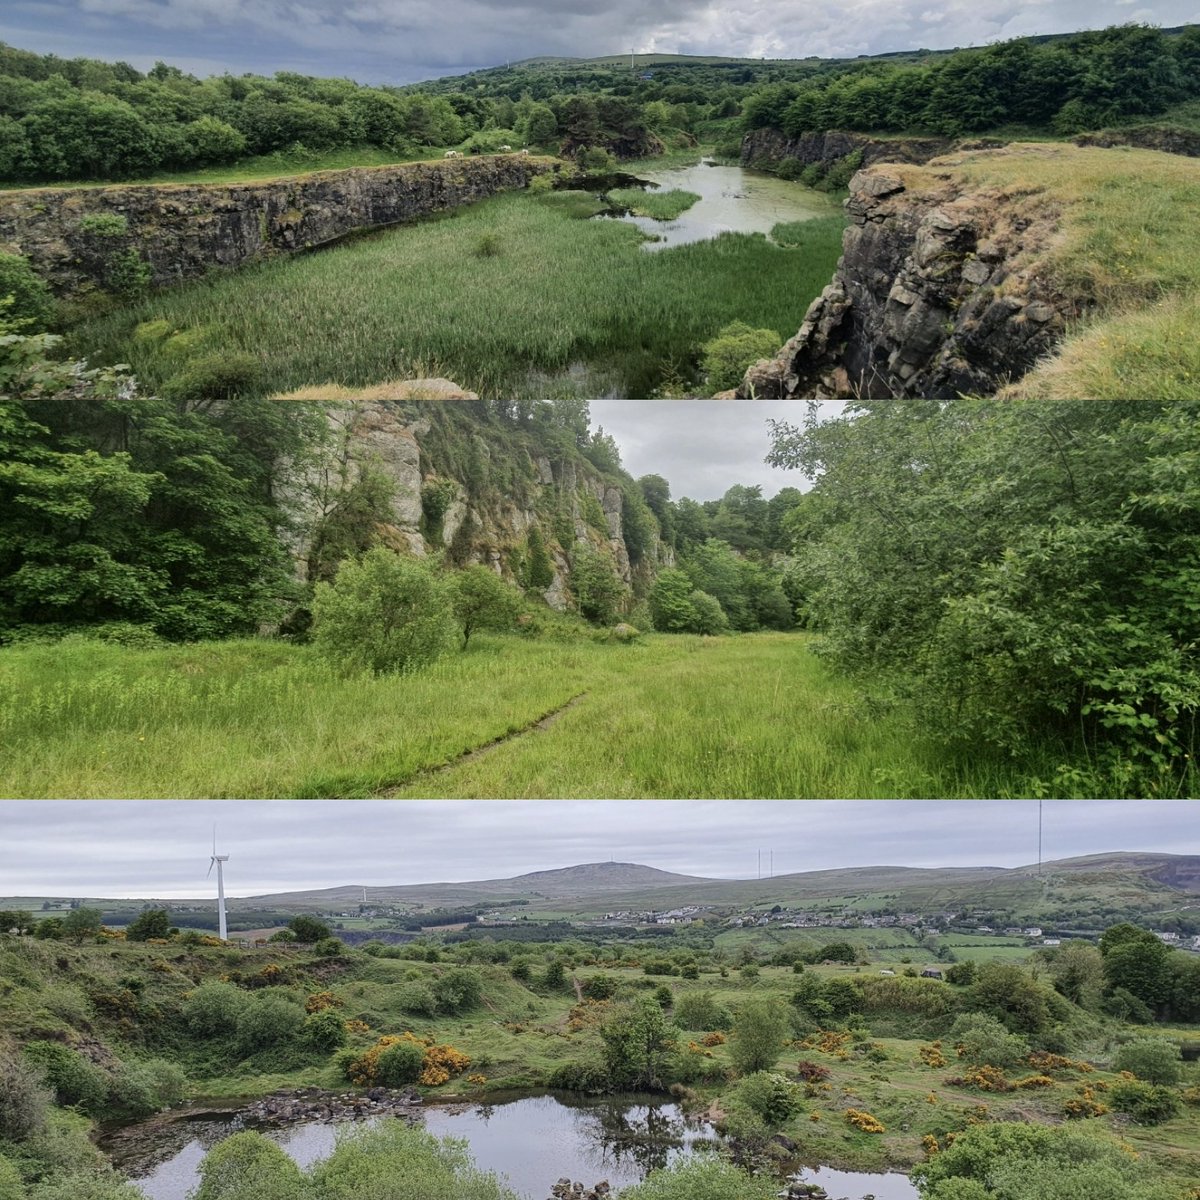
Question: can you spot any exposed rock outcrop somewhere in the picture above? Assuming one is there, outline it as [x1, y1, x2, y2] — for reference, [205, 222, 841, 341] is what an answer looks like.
[741, 149, 1084, 398]
[285, 398, 671, 611]
[1073, 125, 1200, 157]
[740, 127, 984, 173]
[0, 155, 556, 298]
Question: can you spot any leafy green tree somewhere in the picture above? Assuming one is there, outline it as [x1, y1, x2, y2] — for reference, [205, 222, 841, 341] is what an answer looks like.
[185, 982, 248, 1037]
[728, 1071, 805, 1126]
[449, 565, 520, 648]
[235, 995, 304, 1054]
[0, 253, 54, 327]
[0, 910, 34, 935]
[62, 907, 102, 943]
[673, 991, 733, 1031]
[312, 547, 457, 675]
[522, 526, 555, 591]
[125, 909, 170, 942]
[1100, 925, 1172, 1014]
[968, 963, 1051, 1035]
[730, 995, 788, 1075]
[1042, 940, 1104, 1009]
[648, 568, 700, 632]
[617, 1159, 777, 1200]
[22, 1041, 108, 1112]
[946, 1013, 1030, 1070]
[600, 996, 678, 1090]
[432, 967, 483, 1013]
[288, 915, 332, 943]
[570, 544, 624, 625]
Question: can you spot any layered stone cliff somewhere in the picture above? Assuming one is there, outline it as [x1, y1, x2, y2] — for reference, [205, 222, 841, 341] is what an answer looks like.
[740, 127, 975, 172]
[741, 147, 1085, 398]
[285, 399, 671, 613]
[0, 155, 555, 298]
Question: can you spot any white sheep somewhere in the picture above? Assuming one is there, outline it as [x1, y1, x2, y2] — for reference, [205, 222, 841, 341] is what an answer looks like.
[444, 150, 461, 158]
[518, 148, 529, 155]
[499, 144, 512, 152]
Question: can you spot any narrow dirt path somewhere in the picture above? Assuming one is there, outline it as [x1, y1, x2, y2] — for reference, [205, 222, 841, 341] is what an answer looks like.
[372, 692, 588, 797]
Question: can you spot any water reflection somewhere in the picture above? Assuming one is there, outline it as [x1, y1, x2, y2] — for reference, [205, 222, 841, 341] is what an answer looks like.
[593, 159, 841, 250]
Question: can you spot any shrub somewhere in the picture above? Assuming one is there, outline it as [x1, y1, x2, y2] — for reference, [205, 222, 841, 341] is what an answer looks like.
[845, 1108, 886, 1133]
[234, 996, 304, 1053]
[1112, 1039, 1182, 1085]
[0, 252, 54, 328]
[0, 1156, 23, 1200]
[583, 974, 621, 1001]
[948, 1013, 1030, 1069]
[109, 1059, 186, 1117]
[1109, 1079, 1183, 1125]
[673, 991, 733, 1032]
[700, 321, 780, 392]
[546, 1058, 611, 1092]
[688, 590, 728, 635]
[617, 1158, 777, 1200]
[730, 996, 789, 1075]
[192, 1130, 309, 1200]
[0, 1052, 51, 1141]
[302, 1010, 348, 1052]
[396, 982, 438, 1016]
[730, 1072, 804, 1125]
[77, 214, 129, 238]
[313, 937, 344, 958]
[22, 1042, 107, 1112]
[449, 566, 520, 648]
[375, 1040, 425, 1086]
[311, 546, 457, 675]
[162, 352, 264, 401]
[432, 968, 483, 1014]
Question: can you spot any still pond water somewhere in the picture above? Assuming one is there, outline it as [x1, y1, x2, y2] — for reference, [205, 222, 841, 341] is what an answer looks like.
[595, 160, 839, 249]
[107, 1094, 917, 1200]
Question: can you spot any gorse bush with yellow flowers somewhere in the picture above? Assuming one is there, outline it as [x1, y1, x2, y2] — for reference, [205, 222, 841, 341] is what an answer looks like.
[345, 1032, 471, 1088]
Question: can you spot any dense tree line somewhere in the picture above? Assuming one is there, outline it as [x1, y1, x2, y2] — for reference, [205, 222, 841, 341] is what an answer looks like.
[742, 24, 1200, 138]
[767, 401, 1200, 795]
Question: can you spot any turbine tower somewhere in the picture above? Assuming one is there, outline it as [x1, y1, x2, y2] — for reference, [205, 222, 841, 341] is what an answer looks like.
[207, 828, 229, 941]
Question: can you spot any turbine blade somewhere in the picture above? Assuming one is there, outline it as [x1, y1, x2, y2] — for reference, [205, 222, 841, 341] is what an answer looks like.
[207, 859, 214, 878]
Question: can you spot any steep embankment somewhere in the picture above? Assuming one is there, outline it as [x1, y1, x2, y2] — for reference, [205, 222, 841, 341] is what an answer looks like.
[282, 399, 672, 610]
[740, 142, 1200, 398]
[741, 127, 967, 173]
[0, 155, 555, 297]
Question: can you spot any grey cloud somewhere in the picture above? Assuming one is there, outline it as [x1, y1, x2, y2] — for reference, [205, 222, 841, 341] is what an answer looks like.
[0, 800, 1195, 898]
[2, 1, 1195, 84]
[588, 400, 818, 501]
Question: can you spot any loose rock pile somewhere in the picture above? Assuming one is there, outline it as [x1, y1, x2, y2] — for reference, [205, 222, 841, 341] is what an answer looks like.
[241, 1086, 422, 1126]
[548, 1180, 612, 1200]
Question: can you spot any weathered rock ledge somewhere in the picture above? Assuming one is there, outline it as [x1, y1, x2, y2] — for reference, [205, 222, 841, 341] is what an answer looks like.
[0, 154, 556, 297]
[240, 1086, 422, 1126]
[740, 150, 1083, 398]
[740, 127, 999, 173]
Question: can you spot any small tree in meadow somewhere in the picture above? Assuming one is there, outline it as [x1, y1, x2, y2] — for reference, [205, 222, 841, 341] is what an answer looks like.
[311, 547, 457, 674]
[700, 321, 781, 392]
[449, 565, 520, 647]
[126, 909, 171, 942]
[731, 996, 788, 1075]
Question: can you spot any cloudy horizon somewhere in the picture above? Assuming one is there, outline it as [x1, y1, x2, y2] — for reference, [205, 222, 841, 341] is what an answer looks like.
[0, 800, 1195, 900]
[1, 3, 1195, 86]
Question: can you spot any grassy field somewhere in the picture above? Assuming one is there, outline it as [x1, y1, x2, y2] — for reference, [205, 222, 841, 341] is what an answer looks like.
[608, 188, 701, 219]
[887, 143, 1200, 399]
[66, 188, 845, 398]
[0, 631, 1075, 800]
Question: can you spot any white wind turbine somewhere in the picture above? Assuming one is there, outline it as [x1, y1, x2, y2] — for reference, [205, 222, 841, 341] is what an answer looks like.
[207, 827, 229, 941]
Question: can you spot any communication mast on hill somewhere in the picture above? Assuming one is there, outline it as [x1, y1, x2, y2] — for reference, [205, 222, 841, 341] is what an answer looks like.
[206, 826, 229, 941]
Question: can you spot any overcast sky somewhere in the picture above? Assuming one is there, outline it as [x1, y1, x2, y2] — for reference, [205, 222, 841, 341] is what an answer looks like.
[0, 800, 1195, 899]
[589, 400, 817, 501]
[1, 2, 1195, 85]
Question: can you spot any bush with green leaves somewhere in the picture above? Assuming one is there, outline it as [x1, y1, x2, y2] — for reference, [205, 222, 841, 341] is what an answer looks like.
[728, 1071, 805, 1126]
[21, 1043, 108, 1113]
[0, 1155, 23, 1200]
[618, 1158, 778, 1200]
[1112, 1038, 1182, 1085]
[433, 967, 483, 1014]
[1109, 1079, 1183, 1125]
[0, 253, 54, 328]
[673, 991, 733, 1032]
[600, 997, 678, 1091]
[396, 981, 439, 1016]
[192, 1131, 310, 1200]
[688, 590, 728, 635]
[911, 1120, 1176, 1200]
[0, 1052, 51, 1141]
[302, 1009, 348, 1052]
[234, 995, 304, 1054]
[311, 1121, 518, 1200]
[124, 909, 170, 942]
[700, 321, 781, 392]
[946, 1013, 1030, 1070]
[312, 547, 457, 675]
[569, 544, 625, 625]
[108, 1058, 186, 1117]
[184, 982, 249, 1037]
[374, 1040, 425, 1087]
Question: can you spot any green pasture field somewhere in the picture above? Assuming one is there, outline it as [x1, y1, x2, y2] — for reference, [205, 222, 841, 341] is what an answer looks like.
[0, 631, 1071, 800]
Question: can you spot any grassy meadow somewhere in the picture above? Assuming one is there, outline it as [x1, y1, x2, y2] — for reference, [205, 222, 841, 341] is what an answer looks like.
[891, 143, 1200, 399]
[66, 188, 846, 398]
[0, 632, 1069, 800]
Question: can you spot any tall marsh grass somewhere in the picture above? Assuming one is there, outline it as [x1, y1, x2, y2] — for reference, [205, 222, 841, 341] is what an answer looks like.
[67, 191, 845, 398]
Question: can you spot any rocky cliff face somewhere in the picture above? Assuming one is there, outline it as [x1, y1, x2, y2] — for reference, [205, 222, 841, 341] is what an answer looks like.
[0, 155, 555, 298]
[741, 127, 970, 172]
[285, 399, 670, 613]
[741, 150, 1083, 398]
